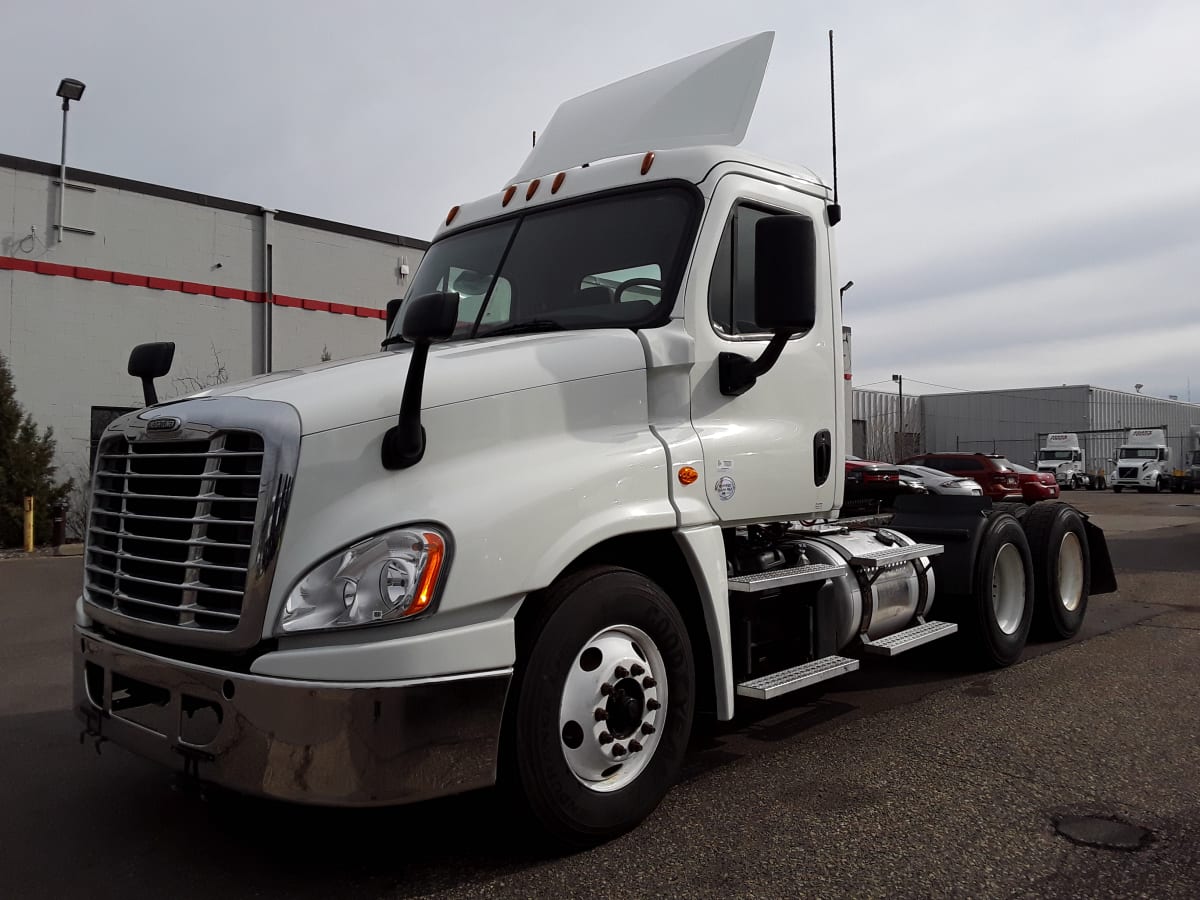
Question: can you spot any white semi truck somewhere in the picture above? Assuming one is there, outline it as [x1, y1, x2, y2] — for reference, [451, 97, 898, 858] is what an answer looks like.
[1110, 428, 1172, 493]
[74, 34, 1116, 845]
[1036, 433, 1090, 490]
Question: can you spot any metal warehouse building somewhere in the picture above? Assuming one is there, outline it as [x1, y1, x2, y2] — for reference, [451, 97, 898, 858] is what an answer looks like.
[914, 385, 1200, 473]
[1, 154, 428, 478]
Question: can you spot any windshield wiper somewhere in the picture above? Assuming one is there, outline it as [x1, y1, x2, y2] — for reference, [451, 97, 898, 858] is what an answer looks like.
[480, 319, 565, 338]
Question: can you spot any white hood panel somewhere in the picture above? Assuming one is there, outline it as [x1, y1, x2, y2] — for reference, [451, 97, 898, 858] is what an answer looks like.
[180, 331, 649, 435]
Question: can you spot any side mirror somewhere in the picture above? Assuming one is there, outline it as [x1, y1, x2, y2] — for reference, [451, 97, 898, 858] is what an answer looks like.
[385, 298, 403, 334]
[127, 342, 175, 407]
[401, 291, 459, 342]
[381, 292, 460, 470]
[718, 215, 817, 396]
[754, 214, 816, 333]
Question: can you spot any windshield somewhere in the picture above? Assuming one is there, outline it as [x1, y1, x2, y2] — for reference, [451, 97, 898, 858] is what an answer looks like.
[1038, 450, 1075, 461]
[1118, 447, 1159, 460]
[387, 186, 698, 343]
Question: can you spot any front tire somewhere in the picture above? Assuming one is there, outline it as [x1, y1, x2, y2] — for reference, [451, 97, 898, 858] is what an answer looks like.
[1112, 486, 1123, 494]
[1023, 502, 1090, 640]
[506, 566, 695, 847]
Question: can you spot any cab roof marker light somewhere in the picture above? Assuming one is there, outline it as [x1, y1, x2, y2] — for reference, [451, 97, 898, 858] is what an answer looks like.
[526, 178, 541, 200]
[641, 151, 655, 175]
[551, 172, 566, 194]
[502, 185, 517, 207]
[445, 205, 460, 226]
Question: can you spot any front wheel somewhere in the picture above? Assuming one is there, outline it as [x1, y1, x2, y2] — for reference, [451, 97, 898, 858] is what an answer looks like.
[1112, 486, 1123, 494]
[506, 566, 695, 847]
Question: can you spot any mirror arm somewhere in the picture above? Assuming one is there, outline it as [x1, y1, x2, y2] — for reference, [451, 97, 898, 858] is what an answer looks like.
[381, 340, 431, 470]
[140, 377, 159, 407]
[718, 329, 793, 397]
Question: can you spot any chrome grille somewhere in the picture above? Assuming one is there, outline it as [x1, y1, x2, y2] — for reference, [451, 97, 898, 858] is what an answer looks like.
[85, 431, 264, 633]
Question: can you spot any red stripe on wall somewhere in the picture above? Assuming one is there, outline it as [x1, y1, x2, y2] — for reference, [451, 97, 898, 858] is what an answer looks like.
[0, 254, 384, 321]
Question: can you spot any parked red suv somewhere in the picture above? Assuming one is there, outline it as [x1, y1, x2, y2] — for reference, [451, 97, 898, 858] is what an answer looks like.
[900, 452, 1022, 500]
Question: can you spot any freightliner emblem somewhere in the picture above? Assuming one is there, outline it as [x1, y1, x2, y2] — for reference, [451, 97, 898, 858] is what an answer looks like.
[146, 416, 181, 433]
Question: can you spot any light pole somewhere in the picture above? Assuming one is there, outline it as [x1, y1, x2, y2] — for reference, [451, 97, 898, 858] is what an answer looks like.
[892, 373, 903, 460]
[55, 77, 86, 243]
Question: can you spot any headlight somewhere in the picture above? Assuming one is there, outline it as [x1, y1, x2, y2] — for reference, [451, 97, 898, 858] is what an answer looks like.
[279, 527, 448, 634]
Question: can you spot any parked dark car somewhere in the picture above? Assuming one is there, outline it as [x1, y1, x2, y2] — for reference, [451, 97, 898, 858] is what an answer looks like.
[844, 456, 926, 515]
[900, 452, 1022, 501]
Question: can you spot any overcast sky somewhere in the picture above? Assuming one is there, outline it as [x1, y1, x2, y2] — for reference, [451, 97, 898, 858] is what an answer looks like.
[3, 1, 1198, 400]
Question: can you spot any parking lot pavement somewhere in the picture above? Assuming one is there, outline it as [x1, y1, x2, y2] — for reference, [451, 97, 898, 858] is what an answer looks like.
[1, 496, 1198, 898]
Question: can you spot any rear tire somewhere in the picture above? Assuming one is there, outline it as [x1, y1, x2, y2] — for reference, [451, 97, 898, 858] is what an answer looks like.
[940, 511, 1034, 668]
[504, 565, 695, 847]
[1022, 502, 1090, 640]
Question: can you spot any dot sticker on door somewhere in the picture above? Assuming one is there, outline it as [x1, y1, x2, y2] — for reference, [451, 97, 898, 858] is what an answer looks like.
[715, 475, 736, 501]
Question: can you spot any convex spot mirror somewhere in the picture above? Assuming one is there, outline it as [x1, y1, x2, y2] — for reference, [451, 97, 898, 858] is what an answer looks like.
[402, 292, 460, 343]
[754, 214, 817, 334]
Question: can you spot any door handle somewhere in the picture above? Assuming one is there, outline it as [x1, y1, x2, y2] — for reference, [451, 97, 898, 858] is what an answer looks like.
[814, 429, 832, 486]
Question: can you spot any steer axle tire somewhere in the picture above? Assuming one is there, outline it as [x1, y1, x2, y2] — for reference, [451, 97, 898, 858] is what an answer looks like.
[504, 565, 695, 847]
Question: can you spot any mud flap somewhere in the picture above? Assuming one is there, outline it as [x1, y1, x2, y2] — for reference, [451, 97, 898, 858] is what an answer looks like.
[1082, 517, 1118, 595]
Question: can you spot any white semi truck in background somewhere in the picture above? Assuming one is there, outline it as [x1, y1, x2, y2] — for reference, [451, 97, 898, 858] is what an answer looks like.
[73, 34, 1116, 845]
[1036, 433, 1091, 490]
[1110, 428, 1172, 493]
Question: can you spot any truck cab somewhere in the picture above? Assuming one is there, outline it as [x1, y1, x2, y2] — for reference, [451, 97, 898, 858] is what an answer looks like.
[73, 32, 1116, 846]
[1036, 433, 1088, 490]
[1110, 428, 1171, 493]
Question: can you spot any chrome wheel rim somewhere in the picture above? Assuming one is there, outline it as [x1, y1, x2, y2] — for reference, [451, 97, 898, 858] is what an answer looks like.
[559, 624, 666, 793]
[1057, 531, 1085, 612]
[991, 542, 1026, 635]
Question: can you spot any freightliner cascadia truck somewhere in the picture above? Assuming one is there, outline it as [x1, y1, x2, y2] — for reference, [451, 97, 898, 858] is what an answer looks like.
[74, 33, 1116, 845]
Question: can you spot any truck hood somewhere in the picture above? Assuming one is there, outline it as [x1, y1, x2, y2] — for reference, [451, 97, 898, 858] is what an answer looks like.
[169, 330, 649, 434]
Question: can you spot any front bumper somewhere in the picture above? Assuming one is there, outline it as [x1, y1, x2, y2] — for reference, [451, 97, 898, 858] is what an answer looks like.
[75, 628, 511, 806]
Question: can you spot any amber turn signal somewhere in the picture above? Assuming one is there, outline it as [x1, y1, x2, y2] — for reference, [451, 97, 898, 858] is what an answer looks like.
[678, 466, 699, 485]
[406, 532, 446, 617]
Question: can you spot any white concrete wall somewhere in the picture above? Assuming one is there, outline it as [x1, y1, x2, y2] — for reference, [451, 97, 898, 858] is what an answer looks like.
[0, 157, 426, 476]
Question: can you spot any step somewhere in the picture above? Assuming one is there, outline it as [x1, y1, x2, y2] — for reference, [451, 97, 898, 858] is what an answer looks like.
[727, 562, 849, 593]
[860, 620, 958, 656]
[736, 655, 860, 700]
[848, 542, 944, 570]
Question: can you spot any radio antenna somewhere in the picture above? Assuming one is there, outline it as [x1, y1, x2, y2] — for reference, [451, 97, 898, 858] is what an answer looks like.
[828, 29, 842, 226]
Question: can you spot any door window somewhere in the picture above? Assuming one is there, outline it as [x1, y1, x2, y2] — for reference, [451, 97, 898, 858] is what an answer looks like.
[708, 204, 786, 336]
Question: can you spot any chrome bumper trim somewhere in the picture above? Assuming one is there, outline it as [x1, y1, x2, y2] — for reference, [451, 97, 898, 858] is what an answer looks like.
[75, 629, 511, 806]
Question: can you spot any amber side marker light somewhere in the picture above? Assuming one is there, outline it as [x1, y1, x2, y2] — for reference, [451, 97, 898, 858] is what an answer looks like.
[526, 178, 541, 200]
[405, 532, 446, 617]
[641, 151, 655, 175]
[678, 466, 699, 485]
[445, 205, 460, 226]
[551, 172, 566, 194]
[502, 185, 517, 206]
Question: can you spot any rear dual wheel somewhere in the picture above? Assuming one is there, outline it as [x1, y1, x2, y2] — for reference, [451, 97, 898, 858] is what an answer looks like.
[1023, 502, 1090, 640]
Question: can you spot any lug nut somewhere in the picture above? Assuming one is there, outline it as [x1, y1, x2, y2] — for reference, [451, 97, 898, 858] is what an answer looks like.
[641, 722, 656, 735]
[642, 677, 657, 689]
[631, 663, 645, 677]
[600, 683, 613, 696]
[615, 666, 629, 679]
[594, 708, 608, 721]
[611, 743, 627, 757]
[629, 740, 643, 753]
[598, 732, 613, 745]
[646, 698, 661, 711]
